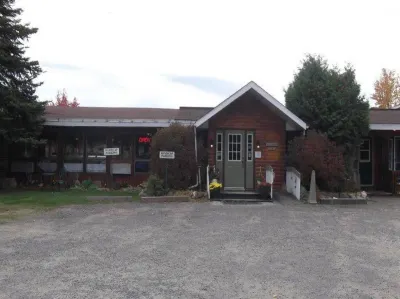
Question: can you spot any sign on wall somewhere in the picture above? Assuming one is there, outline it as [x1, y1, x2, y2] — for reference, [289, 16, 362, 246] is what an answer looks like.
[159, 151, 175, 159]
[104, 148, 120, 156]
[255, 151, 262, 159]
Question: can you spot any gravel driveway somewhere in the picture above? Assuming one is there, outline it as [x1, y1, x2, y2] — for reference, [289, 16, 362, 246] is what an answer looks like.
[1, 197, 399, 299]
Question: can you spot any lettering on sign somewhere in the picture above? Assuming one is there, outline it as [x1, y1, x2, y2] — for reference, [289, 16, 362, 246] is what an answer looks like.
[255, 151, 262, 159]
[104, 148, 120, 156]
[138, 137, 151, 144]
[159, 151, 175, 159]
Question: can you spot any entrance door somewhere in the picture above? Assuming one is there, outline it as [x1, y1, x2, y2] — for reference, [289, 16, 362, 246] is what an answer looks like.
[359, 138, 373, 186]
[224, 130, 245, 190]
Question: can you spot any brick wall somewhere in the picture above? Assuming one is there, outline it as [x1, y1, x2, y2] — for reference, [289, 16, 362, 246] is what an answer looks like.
[207, 93, 286, 188]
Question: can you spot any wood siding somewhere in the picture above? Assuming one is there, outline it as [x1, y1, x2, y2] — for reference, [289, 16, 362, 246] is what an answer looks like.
[207, 93, 286, 188]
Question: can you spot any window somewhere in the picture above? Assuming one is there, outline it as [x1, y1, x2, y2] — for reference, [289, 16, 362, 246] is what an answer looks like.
[247, 133, 253, 161]
[111, 135, 132, 162]
[216, 133, 223, 161]
[228, 134, 242, 161]
[135, 161, 149, 173]
[136, 135, 151, 160]
[64, 134, 84, 172]
[135, 134, 152, 174]
[389, 139, 393, 170]
[394, 137, 400, 171]
[86, 135, 106, 173]
[111, 134, 132, 174]
[359, 139, 370, 162]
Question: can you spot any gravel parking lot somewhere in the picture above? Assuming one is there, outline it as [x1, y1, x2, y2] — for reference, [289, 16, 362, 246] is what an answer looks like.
[0, 197, 399, 299]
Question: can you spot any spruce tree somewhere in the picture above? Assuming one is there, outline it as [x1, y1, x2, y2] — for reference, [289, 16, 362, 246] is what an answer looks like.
[0, 0, 45, 144]
[285, 55, 370, 188]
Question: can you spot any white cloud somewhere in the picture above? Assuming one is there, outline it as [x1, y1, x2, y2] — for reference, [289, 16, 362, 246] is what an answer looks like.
[17, 0, 400, 107]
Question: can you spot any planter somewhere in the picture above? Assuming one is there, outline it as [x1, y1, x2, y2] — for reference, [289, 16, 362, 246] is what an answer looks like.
[210, 188, 221, 199]
[257, 185, 271, 200]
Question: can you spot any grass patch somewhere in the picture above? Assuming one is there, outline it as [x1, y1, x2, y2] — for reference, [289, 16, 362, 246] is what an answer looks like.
[0, 189, 139, 223]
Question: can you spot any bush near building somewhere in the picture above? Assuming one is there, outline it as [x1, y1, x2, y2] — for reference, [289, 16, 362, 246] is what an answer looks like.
[150, 123, 206, 190]
[287, 130, 346, 192]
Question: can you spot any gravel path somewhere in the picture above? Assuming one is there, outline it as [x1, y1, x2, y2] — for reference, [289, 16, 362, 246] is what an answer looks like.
[0, 197, 399, 299]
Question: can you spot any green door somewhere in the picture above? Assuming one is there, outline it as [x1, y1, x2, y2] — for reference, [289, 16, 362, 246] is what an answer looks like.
[224, 130, 245, 190]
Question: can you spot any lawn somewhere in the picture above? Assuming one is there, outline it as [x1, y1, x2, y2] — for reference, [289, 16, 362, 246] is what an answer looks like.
[0, 189, 140, 222]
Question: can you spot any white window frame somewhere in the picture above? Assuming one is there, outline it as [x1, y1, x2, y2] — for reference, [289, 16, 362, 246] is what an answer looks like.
[216, 133, 223, 162]
[227, 133, 242, 162]
[389, 138, 393, 171]
[359, 139, 370, 163]
[247, 133, 253, 162]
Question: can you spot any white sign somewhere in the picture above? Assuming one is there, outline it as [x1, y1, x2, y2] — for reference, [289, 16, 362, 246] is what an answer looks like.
[104, 148, 120, 156]
[255, 151, 262, 159]
[159, 151, 175, 159]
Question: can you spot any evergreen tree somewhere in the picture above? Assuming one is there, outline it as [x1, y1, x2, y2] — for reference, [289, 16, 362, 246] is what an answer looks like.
[0, 0, 45, 144]
[285, 55, 370, 188]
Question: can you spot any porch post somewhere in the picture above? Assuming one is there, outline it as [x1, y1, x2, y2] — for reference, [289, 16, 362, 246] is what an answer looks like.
[56, 129, 64, 172]
[106, 133, 112, 188]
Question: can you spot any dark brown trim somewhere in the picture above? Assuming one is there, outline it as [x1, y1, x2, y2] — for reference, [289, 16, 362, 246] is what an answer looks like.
[83, 132, 87, 173]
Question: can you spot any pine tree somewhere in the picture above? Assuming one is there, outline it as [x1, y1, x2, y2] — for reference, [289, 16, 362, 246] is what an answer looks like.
[0, 0, 45, 144]
[285, 55, 370, 188]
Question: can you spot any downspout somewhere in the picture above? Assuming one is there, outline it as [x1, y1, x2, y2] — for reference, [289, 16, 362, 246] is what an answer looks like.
[189, 124, 200, 189]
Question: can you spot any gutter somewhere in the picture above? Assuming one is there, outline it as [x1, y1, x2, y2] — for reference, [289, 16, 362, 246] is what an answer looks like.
[189, 125, 200, 190]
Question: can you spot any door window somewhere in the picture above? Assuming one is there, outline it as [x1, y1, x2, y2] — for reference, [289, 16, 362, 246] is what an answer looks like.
[228, 134, 242, 161]
[359, 139, 370, 162]
[216, 133, 223, 161]
[247, 133, 253, 161]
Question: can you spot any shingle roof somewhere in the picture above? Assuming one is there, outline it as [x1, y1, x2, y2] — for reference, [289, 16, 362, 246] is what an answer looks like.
[369, 108, 400, 124]
[45, 106, 179, 120]
[174, 107, 213, 120]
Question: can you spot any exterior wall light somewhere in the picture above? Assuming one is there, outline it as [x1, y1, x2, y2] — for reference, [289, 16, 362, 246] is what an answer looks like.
[256, 141, 260, 149]
[210, 139, 214, 148]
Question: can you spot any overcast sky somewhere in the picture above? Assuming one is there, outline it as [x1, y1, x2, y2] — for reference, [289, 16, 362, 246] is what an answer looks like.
[17, 0, 400, 108]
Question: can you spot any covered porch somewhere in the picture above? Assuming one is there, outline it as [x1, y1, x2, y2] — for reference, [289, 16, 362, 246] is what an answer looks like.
[361, 108, 400, 194]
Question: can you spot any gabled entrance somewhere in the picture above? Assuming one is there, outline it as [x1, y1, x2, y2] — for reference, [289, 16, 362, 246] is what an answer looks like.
[195, 81, 308, 192]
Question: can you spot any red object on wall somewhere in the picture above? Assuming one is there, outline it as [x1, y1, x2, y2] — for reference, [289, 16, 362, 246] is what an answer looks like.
[138, 137, 151, 143]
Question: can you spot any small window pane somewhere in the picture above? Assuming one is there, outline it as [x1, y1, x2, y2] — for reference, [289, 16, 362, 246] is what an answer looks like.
[217, 152, 222, 160]
[135, 161, 149, 173]
[360, 140, 370, 150]
[360, 151, 369, 161]
[136, 135, 152, 159]
[229, 152, 233, 160]
[389, 139, 393, 170]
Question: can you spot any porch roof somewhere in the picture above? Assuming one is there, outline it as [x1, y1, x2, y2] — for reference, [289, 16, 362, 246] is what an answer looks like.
[370, 108, 400, 130]
[194, 81, 308, 130]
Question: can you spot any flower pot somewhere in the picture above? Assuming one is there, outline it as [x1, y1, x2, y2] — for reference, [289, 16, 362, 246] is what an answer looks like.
[257, 184, 271, 199]
[210, 188, 221, 199]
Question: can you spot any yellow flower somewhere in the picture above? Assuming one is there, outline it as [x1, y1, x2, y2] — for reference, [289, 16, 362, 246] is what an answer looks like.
[209, 181, 222, 191]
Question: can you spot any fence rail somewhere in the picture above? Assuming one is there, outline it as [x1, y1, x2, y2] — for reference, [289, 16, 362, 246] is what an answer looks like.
[286, 167, 301, 200]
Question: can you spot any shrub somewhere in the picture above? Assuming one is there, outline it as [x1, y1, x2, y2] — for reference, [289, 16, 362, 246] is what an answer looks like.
[145, 175, 166, 196]
[82, 179, 93, 190]
[287, 130, 346, 191]
[150, 123, 206, 190]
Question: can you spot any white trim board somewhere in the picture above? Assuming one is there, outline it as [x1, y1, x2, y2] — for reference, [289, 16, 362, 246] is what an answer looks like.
[45, 118, 195, 128]
[194, 81, 308, 130]
[370, 124, 400, 131]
